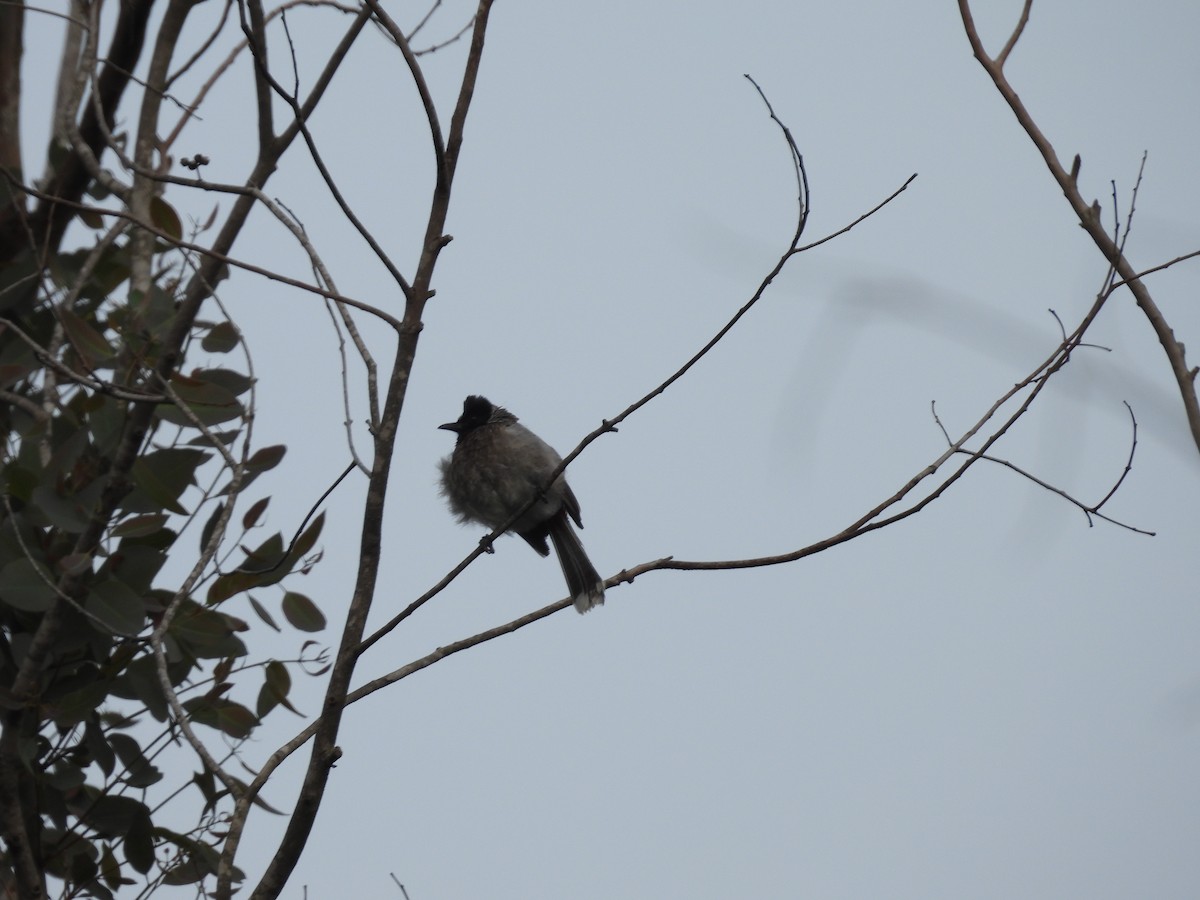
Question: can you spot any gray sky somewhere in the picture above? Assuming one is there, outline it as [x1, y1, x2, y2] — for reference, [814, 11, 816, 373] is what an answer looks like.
[21, 0, 1200, 897]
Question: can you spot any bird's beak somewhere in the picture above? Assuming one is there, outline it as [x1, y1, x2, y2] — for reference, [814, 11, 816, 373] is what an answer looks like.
[438, 420, 462, 433]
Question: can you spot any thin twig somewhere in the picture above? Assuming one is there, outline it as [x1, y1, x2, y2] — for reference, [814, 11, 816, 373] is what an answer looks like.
[364, 0, 446, 178]
[148, 375, 253, 799]
[996, 0, 1033, 67]
[358, 83, 911, 654]
[0, 171, 406, 330]
[1092, 400, 1139, 512]
[1109, 248, 1200, 291]
[232, 6, 495, 897]
[0, 316, 169, 402]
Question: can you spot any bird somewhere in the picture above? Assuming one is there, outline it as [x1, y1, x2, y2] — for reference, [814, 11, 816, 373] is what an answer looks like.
[438, 395, 606, 613]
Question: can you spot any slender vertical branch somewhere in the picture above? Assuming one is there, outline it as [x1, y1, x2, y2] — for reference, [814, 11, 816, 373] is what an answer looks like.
[240, 0, 277, 149]
[240, 6, 494, 898]
[364, 0, 447, 179]
[129, 0, 198, 299]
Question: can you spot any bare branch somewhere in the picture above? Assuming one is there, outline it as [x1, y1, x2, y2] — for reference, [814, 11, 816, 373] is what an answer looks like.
[933, 398, 1151, 534]
[957, 0, 1200, 456]
[238, 0, 276, 150]
[237, 33, 414, 300]
[230, 10, 497, 897]
[744, 74, 809, 244]
[790, 173, 917, 256]
[359, 87, 912, 654]
[265, 195, 379, 450]
[414, 16, 475, 57]
[341, 330, 1155, 706]
[1110, 248, 1200, 290]
[364, 0, 446, 179]
[163, 0, 361, 149]
[1093, 400, 1140, 512]
[165, 0, 234, 90]
[997, 0, 1032, 68]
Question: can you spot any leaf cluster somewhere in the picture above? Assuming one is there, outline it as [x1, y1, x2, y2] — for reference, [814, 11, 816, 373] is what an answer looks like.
[1, 204, 327, 897]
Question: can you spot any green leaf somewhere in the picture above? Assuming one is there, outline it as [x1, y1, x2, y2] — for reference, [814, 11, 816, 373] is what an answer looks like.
[46, 675, 109, 727]
[186, 428, 240, 448]
[169, 601, 248, 659]
[206, 569, 260, 604]
[79, 794, 151, 838]
[106, 543, 168, 594]
[200, 502, 224, 552]
[149, 195, 183, 241]
[161, 856, 206, 886]
[90, 243, 132, 296]
[68, 846, 99, 890]
[257, 659, 297, 717]
[99, 843, 124, 890]
[0, 250, 39, 313]
[0, 557, 57, 611]
[129, 283, 179, 341]
[248, 595, 280, 631]
[156, 371, 245, 428]
[112, 513, 169, 538]
[241, 531, 285, 573]
[109, 732, 163, 788]
[56, 552, 93, 576]
[191, 769, 220, 816]
[183, 696, 257, 739]
[205, 518, 313, 602]
[291, 511, 325, 560]
[242, 496, 269, 529]
[232, 775, 285, 814]
[127, 447, 210, 515]
[87, 578, 146, 636]
[201, 321, 241, 352]
[265, 658, 291, 694]
[155, 828, 245, 885]
[85, 719, 115, 776]
[46, 761, 87, 791]
[281, 592, 325, 632]
[88, 394, 127, 455]
[195, 367, 253, 397]
[31, 482, 92, 533]
[153, 830, 209, 882]
[2, 460, 37, 501]
[58, 308, 115, 367]
[78, 206, 105, 229]
[124, 810, 155, 874]
[109, 656, 170, 721]
[247, 444, 286, 472]
[171, 370, 240, 404]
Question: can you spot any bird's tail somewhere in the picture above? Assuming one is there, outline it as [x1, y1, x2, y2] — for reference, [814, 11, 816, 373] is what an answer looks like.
[547, 513, 606, 613]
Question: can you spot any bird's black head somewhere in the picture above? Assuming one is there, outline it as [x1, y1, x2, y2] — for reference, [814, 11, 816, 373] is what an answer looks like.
[438, 395, 495, 434]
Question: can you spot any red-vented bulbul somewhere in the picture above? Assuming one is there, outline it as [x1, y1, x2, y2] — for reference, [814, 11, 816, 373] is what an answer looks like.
[438, 395, 606, 613]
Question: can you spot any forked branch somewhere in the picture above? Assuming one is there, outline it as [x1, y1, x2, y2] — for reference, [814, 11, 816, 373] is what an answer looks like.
[957, 0, 1200, 456]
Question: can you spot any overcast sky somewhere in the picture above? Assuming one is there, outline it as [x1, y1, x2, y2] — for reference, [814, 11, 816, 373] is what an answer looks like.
[21, 0, 1200, 897]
